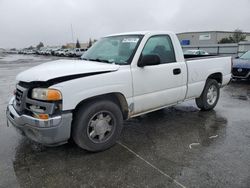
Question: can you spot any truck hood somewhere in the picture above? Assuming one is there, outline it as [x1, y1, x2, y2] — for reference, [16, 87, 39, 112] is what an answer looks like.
[16, 59, 120, 82]
[233, 58, 250, 69]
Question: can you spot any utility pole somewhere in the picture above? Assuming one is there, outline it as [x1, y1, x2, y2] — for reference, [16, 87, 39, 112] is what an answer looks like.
[70, 24, 75, 44]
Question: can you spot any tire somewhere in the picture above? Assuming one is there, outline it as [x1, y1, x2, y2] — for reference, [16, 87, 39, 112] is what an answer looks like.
[72, 100, 123, 152]
[195, 79, 220, 111]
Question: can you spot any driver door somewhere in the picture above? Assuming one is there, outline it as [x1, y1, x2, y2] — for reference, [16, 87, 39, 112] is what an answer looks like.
[131, 35, 186, 114]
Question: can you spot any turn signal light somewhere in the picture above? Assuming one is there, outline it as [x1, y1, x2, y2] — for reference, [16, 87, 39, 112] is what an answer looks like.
[38, 114, 49, 120]
[47, 90, 62, 101]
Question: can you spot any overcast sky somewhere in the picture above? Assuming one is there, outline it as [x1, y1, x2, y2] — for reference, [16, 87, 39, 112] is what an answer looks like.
[0, 0, 250, 48]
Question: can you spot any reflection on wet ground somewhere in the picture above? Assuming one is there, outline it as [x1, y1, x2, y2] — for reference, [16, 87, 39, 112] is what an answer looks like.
[0, 54, 250, 187]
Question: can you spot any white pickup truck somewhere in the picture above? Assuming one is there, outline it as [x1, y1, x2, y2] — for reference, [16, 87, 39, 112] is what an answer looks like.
[6, 31, 231, 151]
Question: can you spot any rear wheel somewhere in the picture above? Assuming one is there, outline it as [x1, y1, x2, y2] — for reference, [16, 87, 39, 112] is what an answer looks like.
[72, 100, 123, 152]
[195, 79, 220, 111]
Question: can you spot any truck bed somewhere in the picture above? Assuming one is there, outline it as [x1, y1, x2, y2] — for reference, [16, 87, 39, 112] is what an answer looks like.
[184, 55, 232, 100]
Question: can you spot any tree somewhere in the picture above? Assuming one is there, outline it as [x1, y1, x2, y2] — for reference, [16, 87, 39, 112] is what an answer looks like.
[88, 38, 92, 48]
[76, 39, 81, 48]
[27, 46, 34, 50]
[219, 38, 234, 44]
[230, 29, 246, 43]
[36, 42, 44, 49]
[219, 29, 246, 44]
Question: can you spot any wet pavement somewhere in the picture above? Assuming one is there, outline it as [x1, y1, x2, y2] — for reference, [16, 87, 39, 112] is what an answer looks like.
[0, 53, 250, 188]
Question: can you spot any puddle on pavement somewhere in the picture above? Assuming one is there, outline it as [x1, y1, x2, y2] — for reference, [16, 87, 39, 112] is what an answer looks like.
[231, 95, 248, 100]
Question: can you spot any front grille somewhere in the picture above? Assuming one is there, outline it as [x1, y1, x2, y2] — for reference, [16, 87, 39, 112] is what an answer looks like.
[14, 84, 28, 112]
[232, 68, 249, 77]
[15, 89, 23, 106]
[14, 82, 59, 115]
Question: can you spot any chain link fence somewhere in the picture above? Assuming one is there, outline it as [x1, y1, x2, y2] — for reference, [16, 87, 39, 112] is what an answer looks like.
[182, 42, 250, 57]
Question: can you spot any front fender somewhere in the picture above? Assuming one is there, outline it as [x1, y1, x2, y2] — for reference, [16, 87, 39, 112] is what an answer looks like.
[51, 68, 133, 111]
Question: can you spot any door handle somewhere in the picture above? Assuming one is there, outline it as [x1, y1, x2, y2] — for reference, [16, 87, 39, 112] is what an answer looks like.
[173, 68, 181, 75]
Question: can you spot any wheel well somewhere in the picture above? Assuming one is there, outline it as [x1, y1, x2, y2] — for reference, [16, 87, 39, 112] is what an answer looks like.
[207, 73, 222, 84]
[73, 93, 129, 120]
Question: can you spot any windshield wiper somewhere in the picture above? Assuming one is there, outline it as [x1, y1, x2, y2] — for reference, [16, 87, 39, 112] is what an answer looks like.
[88, 58, 113, 64]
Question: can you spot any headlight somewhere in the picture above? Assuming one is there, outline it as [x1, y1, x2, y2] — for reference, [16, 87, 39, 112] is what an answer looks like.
[32, 88, 62, 101]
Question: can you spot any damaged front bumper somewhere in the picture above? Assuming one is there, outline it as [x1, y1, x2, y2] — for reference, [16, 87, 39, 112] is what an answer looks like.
[6, 97, 72, 145]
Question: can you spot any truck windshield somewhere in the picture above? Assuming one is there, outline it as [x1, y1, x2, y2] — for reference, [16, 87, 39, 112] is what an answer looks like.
[81, 35, 143, 65]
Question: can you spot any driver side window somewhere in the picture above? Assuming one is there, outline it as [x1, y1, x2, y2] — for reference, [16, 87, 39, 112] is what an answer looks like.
[141, 35, 176, 64]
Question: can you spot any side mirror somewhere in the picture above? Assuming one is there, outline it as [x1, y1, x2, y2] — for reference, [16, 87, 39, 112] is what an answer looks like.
[235, 56, 239, 59]
[138, 54, 161, 67]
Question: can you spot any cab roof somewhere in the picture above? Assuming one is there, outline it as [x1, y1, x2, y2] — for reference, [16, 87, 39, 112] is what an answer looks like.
[105, 31, 175, 37]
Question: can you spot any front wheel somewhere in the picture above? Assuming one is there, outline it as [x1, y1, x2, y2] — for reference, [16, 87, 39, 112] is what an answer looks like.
[195, 79, 220, 111]
[72, 100, 123, 152]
